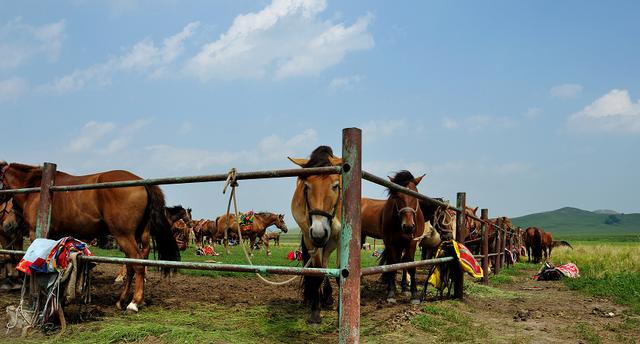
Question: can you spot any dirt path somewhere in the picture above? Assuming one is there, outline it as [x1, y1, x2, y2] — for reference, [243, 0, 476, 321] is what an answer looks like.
[0, 263, 637, 343]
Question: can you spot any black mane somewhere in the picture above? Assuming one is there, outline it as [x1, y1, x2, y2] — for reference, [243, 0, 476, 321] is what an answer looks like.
[304, 146, 335, 168]
[387, 170, 416, 197]
[166, 205, 186, 215]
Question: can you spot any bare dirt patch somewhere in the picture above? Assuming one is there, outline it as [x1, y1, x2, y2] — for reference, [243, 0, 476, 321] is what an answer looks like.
[0, 263, 637, 343]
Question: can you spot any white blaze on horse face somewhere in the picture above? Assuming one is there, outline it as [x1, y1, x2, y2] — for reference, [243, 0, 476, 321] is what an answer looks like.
[310, 214, 330, 244]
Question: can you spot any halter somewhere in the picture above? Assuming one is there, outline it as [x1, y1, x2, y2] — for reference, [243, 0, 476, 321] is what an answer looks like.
[395, 198, 420, 219]
[304, 183, 341, 226]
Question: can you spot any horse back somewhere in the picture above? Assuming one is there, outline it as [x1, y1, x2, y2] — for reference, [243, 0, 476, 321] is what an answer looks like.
[46, 170, 148, 240]
[361, 198, 385, 239]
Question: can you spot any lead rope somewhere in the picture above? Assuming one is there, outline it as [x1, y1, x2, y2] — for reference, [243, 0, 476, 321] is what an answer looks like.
[223, 169, 310, 286]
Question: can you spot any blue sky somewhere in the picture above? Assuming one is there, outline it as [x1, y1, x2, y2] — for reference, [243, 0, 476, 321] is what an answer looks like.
[1, 0, 639, 222]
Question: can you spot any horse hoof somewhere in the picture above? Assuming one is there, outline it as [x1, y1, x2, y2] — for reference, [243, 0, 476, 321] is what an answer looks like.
[307, 318, 322, 326]
[410, 299, 421, 305]
[386, 298, 397, 304]
[115, 301, 123, 310]
[126, 302, 139, 313]
[402, 291, 411, 297]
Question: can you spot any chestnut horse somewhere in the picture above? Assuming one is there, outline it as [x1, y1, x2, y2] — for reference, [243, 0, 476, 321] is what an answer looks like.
[214, 212, 288, 256]
[290, 146, 342, 324]
[379, 171, 425, 304]
[0, 161, 180, 312]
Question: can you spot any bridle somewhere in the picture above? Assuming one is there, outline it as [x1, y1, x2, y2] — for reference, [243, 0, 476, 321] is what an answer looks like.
[303, 180, 341, 227]
[395, 197, 420, 222]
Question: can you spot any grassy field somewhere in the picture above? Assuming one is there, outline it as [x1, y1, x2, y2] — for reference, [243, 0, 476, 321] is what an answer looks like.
[8, 236, 640, 343]
[552, 241, 640, 315]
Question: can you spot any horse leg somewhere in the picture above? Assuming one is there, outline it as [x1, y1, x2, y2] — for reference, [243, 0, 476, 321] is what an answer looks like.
[264, 236, 272, 256]
[114, 236, 144, 312]
[384, 245, 401, 303]
[401, 270, 410, 296]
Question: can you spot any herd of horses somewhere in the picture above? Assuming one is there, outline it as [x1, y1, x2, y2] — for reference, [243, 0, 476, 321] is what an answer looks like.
[0, 150, 571, 324]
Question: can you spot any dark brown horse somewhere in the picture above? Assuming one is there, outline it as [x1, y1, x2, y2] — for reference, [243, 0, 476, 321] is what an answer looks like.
[290, 146, 342, 324]
[524, 227, 543, 263]
[0, 161, 180, 312]
[379, 171, 425, 304]
[214, 212, 288, 256]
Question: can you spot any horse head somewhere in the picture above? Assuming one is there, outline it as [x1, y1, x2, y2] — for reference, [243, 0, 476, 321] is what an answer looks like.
[0, 161, 11, 204]
[387, 170, 424, 236]
[0, 200, 24, 250]
[275, 214, 288, 233]
[290, 146, 342, 248]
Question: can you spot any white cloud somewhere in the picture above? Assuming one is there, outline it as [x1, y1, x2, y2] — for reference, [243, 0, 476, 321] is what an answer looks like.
[146, 128, 318, 172]
[361, 119, 406, 143]
[184, 0, 374, 80]
[569, 89, 640, 133]
[0, 77, 28, 103]
[0, 17, 65, 70]
[329, 75, 362, 90]
[44, 22, 199, 93]
[69, 121, 116, 152]
[441, 115, 516, 131]
[523, 107, 542, 120]
[441, 117, 459, 129]
[550, 83, 583, 99]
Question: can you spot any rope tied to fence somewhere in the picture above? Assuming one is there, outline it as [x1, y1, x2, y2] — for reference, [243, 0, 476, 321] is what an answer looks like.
[223, 169, 310, 286]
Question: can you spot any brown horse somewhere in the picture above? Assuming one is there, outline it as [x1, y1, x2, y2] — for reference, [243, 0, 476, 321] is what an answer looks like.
[524, 227, 544, 263]
[0, 199, 25, 290]
[0, 161, 180, 312]
[541, 230, 553, 260]
[290, 146, 342, 324]
[379, 171, 425, 304]
[214, 212, 288, 256]
[263, 231, 281, 246]
[192, 219, 216, 247]
[419, 198, 457, 258]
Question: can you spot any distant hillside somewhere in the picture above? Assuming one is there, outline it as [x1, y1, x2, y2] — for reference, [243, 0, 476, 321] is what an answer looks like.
[511, 207, 640, 237]
[593, 209, 621, 215]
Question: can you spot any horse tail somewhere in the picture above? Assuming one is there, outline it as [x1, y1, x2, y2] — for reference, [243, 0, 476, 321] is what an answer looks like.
[552, 240, 573, 249]
[146, 185, 181, 267]
[532, 229, 542, 262]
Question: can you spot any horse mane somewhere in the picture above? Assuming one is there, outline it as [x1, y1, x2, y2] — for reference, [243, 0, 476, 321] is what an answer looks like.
[303, 146, 335, 168]
[387, 170, 416, 197]
[10, 163, 43, 187]
[166, 205, 186, 214]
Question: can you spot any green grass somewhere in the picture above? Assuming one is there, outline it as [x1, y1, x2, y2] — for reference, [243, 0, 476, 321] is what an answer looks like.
[575, 323, 602, 344]
[16, 302, 337, 344]
[412, 302, 490, 343]
[553, 243, 640, 315]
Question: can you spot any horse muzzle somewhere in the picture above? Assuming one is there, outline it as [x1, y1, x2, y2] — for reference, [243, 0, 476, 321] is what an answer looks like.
[402, 224, 416, 235]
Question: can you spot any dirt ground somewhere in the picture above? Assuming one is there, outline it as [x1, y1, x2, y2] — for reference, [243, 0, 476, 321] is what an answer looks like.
[0, 263, 637, 343]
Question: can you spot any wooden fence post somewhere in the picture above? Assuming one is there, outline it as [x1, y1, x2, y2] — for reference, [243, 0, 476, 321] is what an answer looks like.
[36, 162, 56, 239]
[481, 209, 489, 285]
[455, 192, 466, 242]
[493, 218, 501, 275]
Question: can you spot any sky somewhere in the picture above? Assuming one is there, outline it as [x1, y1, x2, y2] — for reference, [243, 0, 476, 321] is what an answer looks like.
[1, 0, 639, 223]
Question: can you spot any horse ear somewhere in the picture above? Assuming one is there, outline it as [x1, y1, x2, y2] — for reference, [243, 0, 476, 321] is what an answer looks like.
[328, 156, 342, 166]
[288, 157, 308, 167]
[414, 174, 426, 185]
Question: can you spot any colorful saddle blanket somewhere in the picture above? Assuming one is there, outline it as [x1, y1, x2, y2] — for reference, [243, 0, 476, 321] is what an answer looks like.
[16, 237, 92, 276]
[428, 240, 484, 290]
[239, 211, 255, 232]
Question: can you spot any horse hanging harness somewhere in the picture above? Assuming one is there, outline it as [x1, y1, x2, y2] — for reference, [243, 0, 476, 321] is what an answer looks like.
[0, 163, 10, 191]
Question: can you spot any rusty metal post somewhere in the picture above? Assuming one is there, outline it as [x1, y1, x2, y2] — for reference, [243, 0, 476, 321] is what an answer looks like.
[339, 127, 362, 344]
[507, 226, 514, 267]
[455, 192, 466, 242]
[481, 209, 489, 285]
[36, 162, 56, 239]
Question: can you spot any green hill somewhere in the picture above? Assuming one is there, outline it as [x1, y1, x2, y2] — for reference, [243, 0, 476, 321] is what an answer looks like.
[511, 207, 640, 240]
